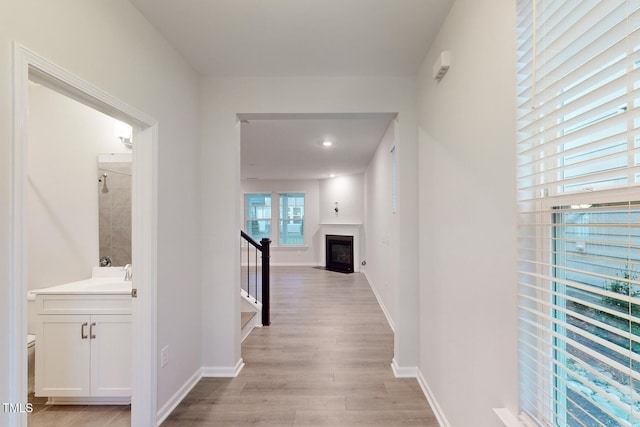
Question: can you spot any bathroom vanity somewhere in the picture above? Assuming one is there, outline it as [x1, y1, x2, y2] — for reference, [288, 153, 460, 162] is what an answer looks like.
[32, 271, 131, 404]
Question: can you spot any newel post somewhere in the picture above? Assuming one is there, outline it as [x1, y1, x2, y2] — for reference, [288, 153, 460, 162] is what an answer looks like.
[260, 238, 271, 326]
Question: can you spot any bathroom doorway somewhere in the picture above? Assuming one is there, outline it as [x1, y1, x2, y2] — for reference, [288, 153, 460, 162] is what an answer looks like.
[27, 82, 132, 423]
[11, 46, 158, 426]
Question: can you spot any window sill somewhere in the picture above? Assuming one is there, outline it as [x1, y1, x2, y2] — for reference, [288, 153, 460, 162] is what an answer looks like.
[493, 408, 532, 427]
[273, 245, 308, 250]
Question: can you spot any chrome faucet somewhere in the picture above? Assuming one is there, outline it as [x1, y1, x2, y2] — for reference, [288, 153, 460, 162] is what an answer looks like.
[123, 264, 132, 281]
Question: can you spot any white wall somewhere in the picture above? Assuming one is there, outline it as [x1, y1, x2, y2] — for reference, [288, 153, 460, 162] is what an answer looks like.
[200, 76, 420, 372]
[417, 0, 518, 426]
[28, 84, 128, 290]
[319, 174, 364, 225]
[0, 0, 201, 415]
[241, 179, 320, 266]
[364, 121, 397, 330]
[319, 174, 366, 271]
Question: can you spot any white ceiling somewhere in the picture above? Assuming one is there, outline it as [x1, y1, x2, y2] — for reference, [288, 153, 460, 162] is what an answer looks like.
[128, 0, 453, 180]
[129, 0, 454, 77]
[240, 114, 396, 180]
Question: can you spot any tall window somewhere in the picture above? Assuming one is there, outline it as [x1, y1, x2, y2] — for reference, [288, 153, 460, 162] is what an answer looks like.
[279, 193, 304, 245]
[516, 2, 640, 426]
[244, 193, 271, 242]
[551, 203, 640, 426]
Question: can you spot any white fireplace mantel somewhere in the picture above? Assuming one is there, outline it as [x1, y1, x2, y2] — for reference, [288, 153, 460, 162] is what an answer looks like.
[319, 223, 363, 272]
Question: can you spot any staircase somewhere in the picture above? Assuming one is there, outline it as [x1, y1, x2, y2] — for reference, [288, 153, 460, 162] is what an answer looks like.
[240, 231, 271, 341]
[240, 289, 261, 341]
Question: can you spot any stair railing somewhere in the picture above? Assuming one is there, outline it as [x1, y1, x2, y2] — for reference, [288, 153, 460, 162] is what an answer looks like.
[240, 231, 271, 326]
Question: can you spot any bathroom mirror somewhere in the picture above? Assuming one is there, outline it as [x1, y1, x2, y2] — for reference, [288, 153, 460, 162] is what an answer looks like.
[98, 153, 132, 267]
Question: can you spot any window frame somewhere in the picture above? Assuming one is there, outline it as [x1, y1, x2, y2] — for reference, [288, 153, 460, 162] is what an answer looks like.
[277, 192, 305, 247]
[242, 191, 306, 247]
[550, 199, 640, 425]
[243, 193, 272, 243]
[523, 189, 640, 426]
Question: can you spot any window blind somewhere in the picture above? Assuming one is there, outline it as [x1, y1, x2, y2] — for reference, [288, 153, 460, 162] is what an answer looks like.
[516, 1, 640, 426]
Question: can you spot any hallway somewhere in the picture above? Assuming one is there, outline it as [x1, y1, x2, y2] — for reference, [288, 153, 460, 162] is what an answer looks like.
[162, 266, 437, 426]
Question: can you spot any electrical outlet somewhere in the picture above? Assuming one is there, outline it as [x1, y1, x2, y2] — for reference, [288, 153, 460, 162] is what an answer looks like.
[161, 345, 169, 367]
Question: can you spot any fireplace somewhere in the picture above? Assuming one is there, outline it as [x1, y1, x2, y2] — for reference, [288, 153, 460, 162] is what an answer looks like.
[325, 234, 354, 274]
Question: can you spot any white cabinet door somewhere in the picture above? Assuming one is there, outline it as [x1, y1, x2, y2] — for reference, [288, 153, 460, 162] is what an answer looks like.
[36, 315, 91, 397]
[90, 314, 131, 396]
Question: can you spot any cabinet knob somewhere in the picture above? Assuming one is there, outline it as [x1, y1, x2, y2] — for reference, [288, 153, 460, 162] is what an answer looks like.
[90, 322, 96, 339]
[81, 322, 88, 339]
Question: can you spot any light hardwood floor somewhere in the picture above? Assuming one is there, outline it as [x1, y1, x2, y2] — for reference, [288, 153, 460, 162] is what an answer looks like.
[26, 393, 130, 427]
[162, 266, 438, 427]
[26, 266, 436, 426]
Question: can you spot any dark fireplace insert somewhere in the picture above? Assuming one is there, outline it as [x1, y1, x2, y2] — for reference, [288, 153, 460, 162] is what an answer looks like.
[325, 234, 354, 274]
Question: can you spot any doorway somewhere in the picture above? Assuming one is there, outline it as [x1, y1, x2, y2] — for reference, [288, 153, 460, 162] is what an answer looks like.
[11, 45, 158, 426]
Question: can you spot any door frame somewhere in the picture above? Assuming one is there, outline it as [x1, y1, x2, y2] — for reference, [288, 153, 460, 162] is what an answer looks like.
[10, 43, 158, 426]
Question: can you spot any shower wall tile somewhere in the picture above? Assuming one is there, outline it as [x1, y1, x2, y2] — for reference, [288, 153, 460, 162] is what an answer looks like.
[98, 162, 131, 266]
[99, 226, 112, 248]
[112, 191, 131, 208]
[112, 225, 131, 247]
[99, 207, 112, 225]
[112, 206, 131, 226]
[99, 244, 110, 255]
[110, 175, 129, 189]
[111, 246, 131, 267]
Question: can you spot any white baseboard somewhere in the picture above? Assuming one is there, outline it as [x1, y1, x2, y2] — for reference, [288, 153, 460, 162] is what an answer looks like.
[240, 262, 317, 267]
[201, 358, 245, 378]
[390, 359, 450, 427]
[363, 272, 395, 332]
[415, 369, 451, 427]
[47, 396, 130, 405]
[156, 368, 202, 426]
[390, 358, 417, 377]
[155, 358, 246, 425]
[270, 262, 317, 267]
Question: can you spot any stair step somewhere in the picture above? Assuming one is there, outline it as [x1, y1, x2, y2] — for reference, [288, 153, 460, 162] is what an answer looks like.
[241, 311, 256, 329]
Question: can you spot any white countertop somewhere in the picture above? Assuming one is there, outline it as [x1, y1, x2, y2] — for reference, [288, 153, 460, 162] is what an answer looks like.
[31, 267, 131, 295]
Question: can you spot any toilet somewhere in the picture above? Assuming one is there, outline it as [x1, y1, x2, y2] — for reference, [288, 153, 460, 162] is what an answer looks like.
[27, 292, 36, 395]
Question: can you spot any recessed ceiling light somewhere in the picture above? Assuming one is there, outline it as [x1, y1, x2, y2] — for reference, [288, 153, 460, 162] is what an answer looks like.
[329, 173, 336, 178]
[322, 141, 333, 147]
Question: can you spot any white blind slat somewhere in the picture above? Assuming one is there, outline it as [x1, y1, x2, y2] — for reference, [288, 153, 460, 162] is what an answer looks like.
[517, 1, 640, 425]
[519, 334, 636, 424]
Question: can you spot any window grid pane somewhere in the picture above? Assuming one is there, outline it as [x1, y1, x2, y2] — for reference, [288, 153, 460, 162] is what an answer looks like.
[279, 193, 304, 245]
[552, 204, 640, 426]
[245, 193, 271, 241]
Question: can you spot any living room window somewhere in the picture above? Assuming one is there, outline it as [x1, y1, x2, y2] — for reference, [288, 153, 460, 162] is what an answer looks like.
[516, 1, 640, 425]
[243, 192, 305, 246]
[279, 193, 304, 245]
[244, 193, 271, 242]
